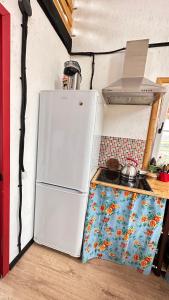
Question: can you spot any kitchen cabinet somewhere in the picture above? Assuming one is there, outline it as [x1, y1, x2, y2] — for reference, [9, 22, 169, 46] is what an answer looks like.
[82, 168, 169, 275]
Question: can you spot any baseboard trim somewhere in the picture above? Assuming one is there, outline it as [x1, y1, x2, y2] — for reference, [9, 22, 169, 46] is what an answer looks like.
[9, 239, 34, 270]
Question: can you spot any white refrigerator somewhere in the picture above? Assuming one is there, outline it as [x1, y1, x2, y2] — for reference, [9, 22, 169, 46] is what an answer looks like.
[34, 90, 103, 257]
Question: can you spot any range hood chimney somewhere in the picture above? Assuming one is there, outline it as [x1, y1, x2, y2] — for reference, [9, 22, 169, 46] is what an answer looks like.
[102, 39, 166, 105]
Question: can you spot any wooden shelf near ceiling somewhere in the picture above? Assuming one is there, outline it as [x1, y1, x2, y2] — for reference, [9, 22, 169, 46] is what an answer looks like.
[53, 0, 73, 34]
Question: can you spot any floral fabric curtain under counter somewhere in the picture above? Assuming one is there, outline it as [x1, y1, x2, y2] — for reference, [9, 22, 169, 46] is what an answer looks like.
[82, 183, 167, 274]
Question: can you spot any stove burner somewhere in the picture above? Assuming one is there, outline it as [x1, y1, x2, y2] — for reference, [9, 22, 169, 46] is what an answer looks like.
[97, 168, 152, 191]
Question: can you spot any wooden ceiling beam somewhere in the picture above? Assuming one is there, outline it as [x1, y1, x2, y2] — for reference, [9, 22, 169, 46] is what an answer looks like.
[53, 0, 72, 35]
[37, 0, 72, 53]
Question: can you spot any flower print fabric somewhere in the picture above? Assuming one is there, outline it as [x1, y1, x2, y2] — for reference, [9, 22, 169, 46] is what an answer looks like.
[82, 183, 166, 275]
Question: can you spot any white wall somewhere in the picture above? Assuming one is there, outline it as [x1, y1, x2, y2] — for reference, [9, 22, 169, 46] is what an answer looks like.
[73, 0, 169, 52]
[103, 105, 151, 140]
[2, 0, 169, 262]
[72, 0, 169, 140]
[1, 0, 69, 262]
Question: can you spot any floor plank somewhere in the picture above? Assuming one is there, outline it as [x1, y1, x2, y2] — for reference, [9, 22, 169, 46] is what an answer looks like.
[0, 244, 169, 300]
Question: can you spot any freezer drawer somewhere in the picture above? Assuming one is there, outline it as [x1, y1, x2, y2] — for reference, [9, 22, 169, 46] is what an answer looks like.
[34, 183, 88, 257]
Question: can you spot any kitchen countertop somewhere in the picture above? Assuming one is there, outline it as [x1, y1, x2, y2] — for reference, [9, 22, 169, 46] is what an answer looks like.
[92, 168, 169, 199]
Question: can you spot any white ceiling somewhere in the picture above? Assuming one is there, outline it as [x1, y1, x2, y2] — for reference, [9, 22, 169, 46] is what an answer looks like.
[72, 0, 169, 52]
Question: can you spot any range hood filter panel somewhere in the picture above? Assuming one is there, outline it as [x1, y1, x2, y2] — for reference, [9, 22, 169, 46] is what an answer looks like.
[105, 95, 156, 105]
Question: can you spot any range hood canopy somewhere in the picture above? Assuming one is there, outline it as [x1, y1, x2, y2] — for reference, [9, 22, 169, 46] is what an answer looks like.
[102, 39, 166, 105]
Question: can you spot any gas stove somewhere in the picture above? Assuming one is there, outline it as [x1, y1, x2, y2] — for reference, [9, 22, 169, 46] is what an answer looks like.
[97, 168, 152, 191]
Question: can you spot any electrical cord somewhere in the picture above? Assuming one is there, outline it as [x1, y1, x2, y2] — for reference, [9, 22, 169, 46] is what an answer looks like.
[71, 42, 169, 56]
[90, 54, 95, 90]
[18, 12, 28, 254]
[71, 47, 125, 56]
[71, 41, 169, 89]
[18, 0, 32, 254]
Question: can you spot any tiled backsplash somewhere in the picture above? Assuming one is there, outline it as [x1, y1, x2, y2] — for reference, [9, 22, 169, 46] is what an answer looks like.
[99, 136, 146, 169]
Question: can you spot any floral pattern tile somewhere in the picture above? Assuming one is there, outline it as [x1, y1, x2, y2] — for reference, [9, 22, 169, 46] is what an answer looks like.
[82, 183, 166, 275]
[99, 136, 146, 169]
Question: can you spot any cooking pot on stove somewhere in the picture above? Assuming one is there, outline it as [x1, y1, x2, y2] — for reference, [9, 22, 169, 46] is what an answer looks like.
[121, 158, 138, 182]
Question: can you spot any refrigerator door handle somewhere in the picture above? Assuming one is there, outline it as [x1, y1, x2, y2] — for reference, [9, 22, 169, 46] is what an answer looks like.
[36, 181, 87, 195]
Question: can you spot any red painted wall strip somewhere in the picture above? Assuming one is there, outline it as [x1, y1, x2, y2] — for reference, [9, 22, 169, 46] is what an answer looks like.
[0, 4, 10, 277]
[0, 3, 9, 15]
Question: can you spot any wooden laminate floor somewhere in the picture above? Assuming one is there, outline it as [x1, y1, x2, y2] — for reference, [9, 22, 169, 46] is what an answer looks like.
[0, 244, 169, 300]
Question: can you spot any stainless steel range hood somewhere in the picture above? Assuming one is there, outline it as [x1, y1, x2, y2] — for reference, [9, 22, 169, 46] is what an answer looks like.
[102, 39, 166, 105]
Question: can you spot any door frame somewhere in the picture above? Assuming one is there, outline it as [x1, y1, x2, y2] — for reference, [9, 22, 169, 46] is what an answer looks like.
[152, 80, 169, 158]
[142, 78, 169, 169]
[0, 3, 10, 277]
